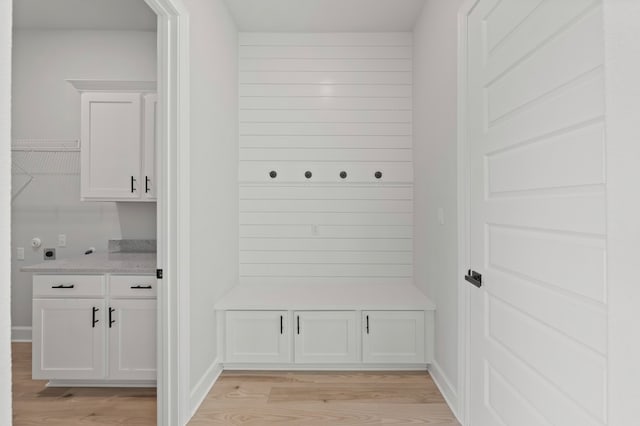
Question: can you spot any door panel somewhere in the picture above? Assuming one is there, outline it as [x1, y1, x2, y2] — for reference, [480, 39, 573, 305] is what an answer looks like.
[225, 311, 290, 363]
[294, 311, 358, 363]
[467, 1, 607, 425]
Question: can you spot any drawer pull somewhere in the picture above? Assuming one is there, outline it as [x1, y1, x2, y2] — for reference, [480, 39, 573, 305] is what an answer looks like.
[297, 315, 300, 335]
[280, 315, 283, 335]
[109, 307, 116, 328]
[366, 315, 369, 334]
[130, 285, 153, 289]
[51, 284, 74, 289]
[92, 307, 99, 328]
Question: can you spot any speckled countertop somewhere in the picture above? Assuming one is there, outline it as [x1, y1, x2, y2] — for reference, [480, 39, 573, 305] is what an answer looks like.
[21, 252, 156, 274]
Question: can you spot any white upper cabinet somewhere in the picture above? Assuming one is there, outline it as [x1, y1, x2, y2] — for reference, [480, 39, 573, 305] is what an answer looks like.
[70, 80, 157, 202]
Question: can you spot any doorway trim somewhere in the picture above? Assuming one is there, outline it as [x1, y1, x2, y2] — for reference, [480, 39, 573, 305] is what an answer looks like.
[142, 0, 190, 424]
[456, 1, 479, 425]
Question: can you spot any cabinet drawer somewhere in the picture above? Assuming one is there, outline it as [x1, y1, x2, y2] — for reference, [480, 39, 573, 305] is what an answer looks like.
[33, 275, 104, 298]
[109, 275, 156, 298]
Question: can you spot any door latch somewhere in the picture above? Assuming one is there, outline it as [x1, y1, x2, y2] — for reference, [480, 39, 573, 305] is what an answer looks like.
[465, 270, 482, 288]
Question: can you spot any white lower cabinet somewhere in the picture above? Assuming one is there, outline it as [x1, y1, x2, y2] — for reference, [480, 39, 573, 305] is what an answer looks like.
[32, 274, 156, 384]
[32, 298, 106, 380]
[294, 311, 358, 363]
[108, 299, 157, 380]
[362, 311, 425, 363]
[225, 311, 290, 363]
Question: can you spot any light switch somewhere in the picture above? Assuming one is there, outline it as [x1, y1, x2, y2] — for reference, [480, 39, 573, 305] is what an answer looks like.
[16, 247, 24, 261]
[437, 207, 445, 225]
[58, 234, 66, 247]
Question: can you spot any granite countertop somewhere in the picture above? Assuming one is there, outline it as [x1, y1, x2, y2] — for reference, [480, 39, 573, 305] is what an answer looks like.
[21, 252, 157, 274]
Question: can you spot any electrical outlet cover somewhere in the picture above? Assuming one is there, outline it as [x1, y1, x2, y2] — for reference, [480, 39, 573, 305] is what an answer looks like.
[43, 248, 56, 260]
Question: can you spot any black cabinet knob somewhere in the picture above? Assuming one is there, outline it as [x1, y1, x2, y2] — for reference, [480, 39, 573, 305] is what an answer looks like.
[375, 171, 382, 179]
[340, 171, 347, 179]
[269, 170, 277, 179]
[305, 171, 312, 179]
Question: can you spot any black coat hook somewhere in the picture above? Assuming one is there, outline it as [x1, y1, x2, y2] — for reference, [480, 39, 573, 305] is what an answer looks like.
[269, 170, 277, 179]
[305, 171, 312, 179]
[375, 171, 382, 179]
[340, 171, 347, 179]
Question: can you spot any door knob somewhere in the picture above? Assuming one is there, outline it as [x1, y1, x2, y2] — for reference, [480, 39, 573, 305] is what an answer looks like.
[465, 270, 482, 288]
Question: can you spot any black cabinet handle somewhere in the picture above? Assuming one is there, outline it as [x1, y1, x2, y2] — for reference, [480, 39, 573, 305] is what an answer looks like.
[51, 284, 74, 289]
[92, 307, 99, 328]
[130, 285, 153, 289]
[131, 176, 137, 193]
[109, 307, 115, 328]
[297, 315, 300, 335]
[280, 315, 283, 335]
[366, 315, 369, 334]
[145, 176, 150, 193]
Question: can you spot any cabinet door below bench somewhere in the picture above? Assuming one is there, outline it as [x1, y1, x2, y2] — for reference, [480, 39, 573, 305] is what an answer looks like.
[362, 311, 425, 363]
[294, 311, 358, 364]
[225, 311, 290, 363]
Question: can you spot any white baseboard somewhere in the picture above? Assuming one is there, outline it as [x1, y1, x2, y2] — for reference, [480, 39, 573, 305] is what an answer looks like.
[189, 358, 223, 420]
[429, 361, 462, 423]
[11, 326, 32, 342]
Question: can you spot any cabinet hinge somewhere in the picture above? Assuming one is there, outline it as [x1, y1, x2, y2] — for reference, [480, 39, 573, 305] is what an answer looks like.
[156, 269, 163, 279]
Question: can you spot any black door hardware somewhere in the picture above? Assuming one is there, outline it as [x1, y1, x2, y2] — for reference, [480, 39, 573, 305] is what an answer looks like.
[51, 284, 74, 289]
[109, 307, 116, 328]
[92, 307, 99, 328]
[465, 270, 482, 288]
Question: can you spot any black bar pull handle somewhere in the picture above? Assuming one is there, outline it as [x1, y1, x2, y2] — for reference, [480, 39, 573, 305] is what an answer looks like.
[131, 176, 137, 193]
[297, 315, 300, 335]
[465, 269, 482, 288]
[366, 315, 369, 334]
[92, 307, 99, 328]
[52, 284, 74, 289]
[145, 176, 150, 193]
[109, 307, 115, 328]
[280, 315, 283, 335]
[131, 285, 153, 289]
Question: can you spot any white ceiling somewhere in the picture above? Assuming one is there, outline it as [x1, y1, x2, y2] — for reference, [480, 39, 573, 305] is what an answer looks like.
[222, 0, 428, 32]
[13, 0, 157, 31]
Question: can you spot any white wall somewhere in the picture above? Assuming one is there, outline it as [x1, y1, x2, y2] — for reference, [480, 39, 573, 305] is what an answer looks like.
[238, 32, 414, 285]
[10, 29, 157, 336]
[413, 0, 463, 416]
[0, 0, 12, 422]
[182, 0, 238, 414]
[603, 1, 640, 424]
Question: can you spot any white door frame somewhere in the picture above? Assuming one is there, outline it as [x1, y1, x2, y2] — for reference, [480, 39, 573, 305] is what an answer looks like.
[142, 0, 191, 424]
[456, 1, 479, 424]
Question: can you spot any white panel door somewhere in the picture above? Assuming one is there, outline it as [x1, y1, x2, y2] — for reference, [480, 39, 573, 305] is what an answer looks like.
[108, 299, 156, 381]
[143, 94, 157, 200]
[294, 311, 358, 363]
[362, 311, 424, 363]
[32, 299, 105, 380]
[467, 1, 607, 425]
[81, 92, 142, 200]
[225, 311, 290, 363]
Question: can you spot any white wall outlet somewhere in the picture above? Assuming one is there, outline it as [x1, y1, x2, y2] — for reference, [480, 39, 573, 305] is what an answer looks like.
[58, 234, 67, 247]
[16, 247, 24, 261]
[437, 207, 445, 225]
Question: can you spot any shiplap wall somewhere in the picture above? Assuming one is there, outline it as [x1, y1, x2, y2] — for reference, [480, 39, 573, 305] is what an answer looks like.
[239, 33, 413, 285]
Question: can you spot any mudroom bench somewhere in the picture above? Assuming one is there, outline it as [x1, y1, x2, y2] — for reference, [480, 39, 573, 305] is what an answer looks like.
[215, 283, 435, 370]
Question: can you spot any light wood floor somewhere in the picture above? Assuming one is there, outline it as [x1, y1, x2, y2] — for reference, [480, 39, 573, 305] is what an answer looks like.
[13, 342, 459, 425]
[190, 370, 460, 425]
[11, 342, 156, 425]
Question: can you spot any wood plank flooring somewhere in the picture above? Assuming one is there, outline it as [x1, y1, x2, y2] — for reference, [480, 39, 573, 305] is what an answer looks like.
[11, 343, 156, 425]
[190, 371, 460, 425]
[13, 342, 459, 425]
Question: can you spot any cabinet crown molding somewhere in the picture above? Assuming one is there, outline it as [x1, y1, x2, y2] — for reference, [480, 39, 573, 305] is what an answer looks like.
[67, 79, 157, 93]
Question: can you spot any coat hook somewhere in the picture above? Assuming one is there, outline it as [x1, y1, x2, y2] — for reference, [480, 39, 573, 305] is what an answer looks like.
[340, 171, 347, 179]
[269, 170, 277, 179]
[305, 171, 312, 179]
[375, 171, 382, 179]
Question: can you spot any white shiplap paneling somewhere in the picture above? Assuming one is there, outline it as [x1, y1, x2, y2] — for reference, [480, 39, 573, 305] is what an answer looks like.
[239, 33, 413, 285]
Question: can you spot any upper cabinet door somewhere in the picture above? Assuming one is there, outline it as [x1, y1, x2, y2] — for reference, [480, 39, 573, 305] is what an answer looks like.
[143, 94, 157, 200]
[81, 92, 142, 201]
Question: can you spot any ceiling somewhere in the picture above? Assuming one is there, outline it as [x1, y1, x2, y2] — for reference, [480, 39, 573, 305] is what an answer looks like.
[13, 0, 157, 31]
[222, 0, 428, 32]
